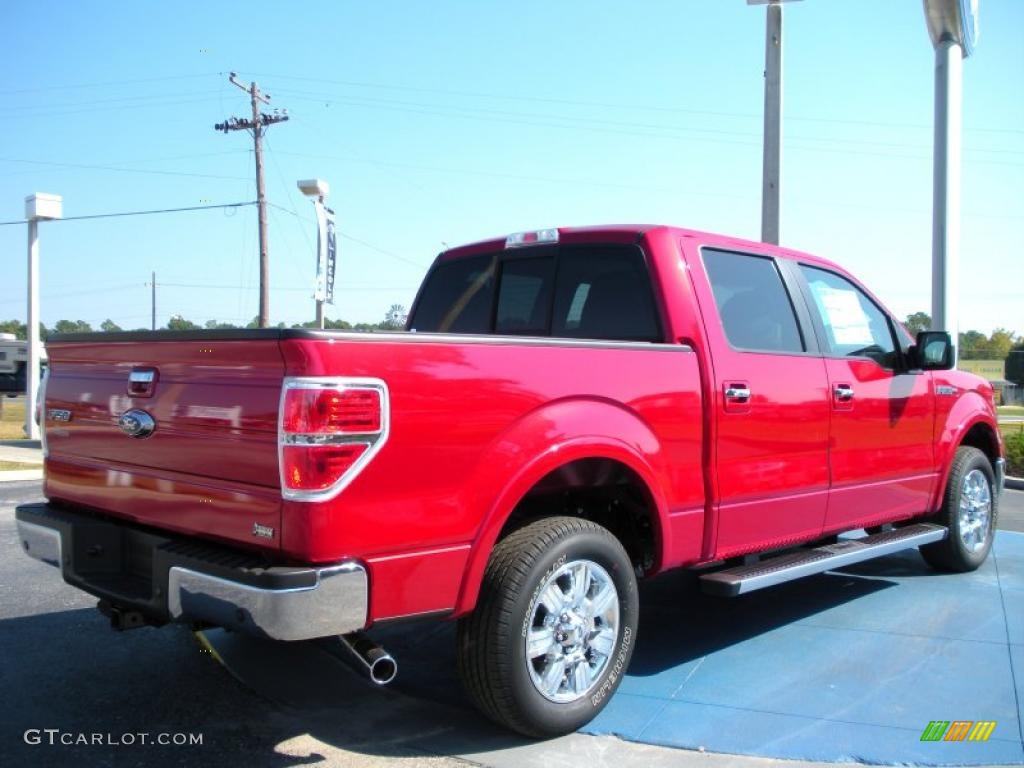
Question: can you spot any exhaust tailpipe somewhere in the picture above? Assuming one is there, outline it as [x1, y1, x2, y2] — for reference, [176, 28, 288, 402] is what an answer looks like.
[337, 631, 397, 685]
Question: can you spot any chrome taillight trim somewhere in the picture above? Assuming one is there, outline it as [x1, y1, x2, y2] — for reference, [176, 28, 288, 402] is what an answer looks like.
[277, 377, 390, 502]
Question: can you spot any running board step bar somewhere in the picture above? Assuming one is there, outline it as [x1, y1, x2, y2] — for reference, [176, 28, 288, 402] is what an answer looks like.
[700, 523, 947, 597]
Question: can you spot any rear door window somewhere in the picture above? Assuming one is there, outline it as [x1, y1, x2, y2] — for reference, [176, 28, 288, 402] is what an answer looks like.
[702, 249, 805, 353]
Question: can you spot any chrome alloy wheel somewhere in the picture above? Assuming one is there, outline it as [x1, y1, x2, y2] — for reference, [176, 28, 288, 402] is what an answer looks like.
[958, 468, 992, 553]
[525, 559, 619, 703]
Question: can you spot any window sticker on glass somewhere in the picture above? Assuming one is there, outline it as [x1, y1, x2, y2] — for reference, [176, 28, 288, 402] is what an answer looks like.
[816, 285, 873, 346]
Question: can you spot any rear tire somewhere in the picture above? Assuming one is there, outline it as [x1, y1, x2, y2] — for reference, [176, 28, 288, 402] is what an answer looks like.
[920, 446, 997, 572]
[456, 517, 638, 738]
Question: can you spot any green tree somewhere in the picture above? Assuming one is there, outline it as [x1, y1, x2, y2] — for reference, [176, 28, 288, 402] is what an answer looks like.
[988, 328, 1017, 360]
[166, 315, 200, 331]
[0, 319, 27, 339]
[958, 330, 990, 360]
[52, 320, 94, 334]
[100, 319, 123, 333]
[205, 319, 238, 329]
[903, 312, 931, 336]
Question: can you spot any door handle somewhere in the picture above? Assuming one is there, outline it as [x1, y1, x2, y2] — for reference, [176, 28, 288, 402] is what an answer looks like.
[725, 386, 751, 401]
[834, 384, 854, 402]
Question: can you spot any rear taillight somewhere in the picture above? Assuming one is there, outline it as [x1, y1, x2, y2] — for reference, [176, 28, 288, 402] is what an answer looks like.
[278, 378, 389, 501]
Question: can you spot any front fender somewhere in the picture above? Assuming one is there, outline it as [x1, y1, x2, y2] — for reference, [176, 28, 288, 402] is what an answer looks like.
[930, 389, 1000, 511]
[451, 397, 673, 617]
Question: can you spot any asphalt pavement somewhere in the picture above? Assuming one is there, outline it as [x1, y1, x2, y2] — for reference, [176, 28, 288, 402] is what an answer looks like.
[2, 479, 1022, 768]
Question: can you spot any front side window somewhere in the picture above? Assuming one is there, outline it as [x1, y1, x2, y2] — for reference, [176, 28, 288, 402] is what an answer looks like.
[799, 265, 898, 368]
[702, 249, 805, 353]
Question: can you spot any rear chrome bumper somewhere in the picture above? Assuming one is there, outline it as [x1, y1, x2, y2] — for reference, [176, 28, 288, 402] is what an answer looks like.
[15, 503, 367, 642]
[166, 562, 366, 642]
[994, 457, 1005, 498]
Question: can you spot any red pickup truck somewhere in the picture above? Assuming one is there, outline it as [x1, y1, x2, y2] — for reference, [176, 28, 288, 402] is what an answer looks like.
[17, 225, 1004, 737]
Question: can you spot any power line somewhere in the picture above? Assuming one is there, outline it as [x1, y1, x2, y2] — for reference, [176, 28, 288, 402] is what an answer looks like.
[265, 202, 429, 269]
[258, 72, 1024, 136]
[0, 201, 256, 227]
[7, 89, 223, 113]
[0, 72, 222, 96]
[280, 92, 1024, 165]
[0, 156, 250, 180]
[4, 96, 226, 121]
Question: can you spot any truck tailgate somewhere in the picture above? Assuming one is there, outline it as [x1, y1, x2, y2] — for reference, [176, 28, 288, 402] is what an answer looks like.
[42, 335, 284, 552]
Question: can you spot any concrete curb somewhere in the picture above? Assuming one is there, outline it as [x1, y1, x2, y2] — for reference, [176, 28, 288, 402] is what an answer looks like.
[1007, 475, 1024, 491]
[0, 469, 43, 482]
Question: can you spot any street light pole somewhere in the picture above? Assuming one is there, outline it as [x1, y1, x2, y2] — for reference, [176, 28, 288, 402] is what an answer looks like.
[923, 0, 978, 356]
[931, 38, 962, 342]
[297, 179, 332, 330]
[24, 193, 62, 440]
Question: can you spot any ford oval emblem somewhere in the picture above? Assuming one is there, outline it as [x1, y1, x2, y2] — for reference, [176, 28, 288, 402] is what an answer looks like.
[118, 409, 156, 439]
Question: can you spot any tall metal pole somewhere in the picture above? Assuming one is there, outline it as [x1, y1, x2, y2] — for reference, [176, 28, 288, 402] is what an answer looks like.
[251, 84, 270, 328]
[25, 219, 40, 440]
[761, 2, 783, 245]
[931, 38, 962, 350]
[151, 271, 156, 330]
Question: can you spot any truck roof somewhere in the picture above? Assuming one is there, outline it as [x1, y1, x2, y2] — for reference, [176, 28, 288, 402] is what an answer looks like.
[438, 224, 839, 272]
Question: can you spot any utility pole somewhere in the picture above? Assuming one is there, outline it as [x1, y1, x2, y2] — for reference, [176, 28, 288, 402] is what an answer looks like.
[748, 0, 800, 245]
[215, 73, 289, 328]
[150, 271, 156, 330]
[760, 2, 782, 245]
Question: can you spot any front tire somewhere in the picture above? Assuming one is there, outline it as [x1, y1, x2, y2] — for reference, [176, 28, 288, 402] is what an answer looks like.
[920, 446, 997, 572]
[456, 517, 638, 738]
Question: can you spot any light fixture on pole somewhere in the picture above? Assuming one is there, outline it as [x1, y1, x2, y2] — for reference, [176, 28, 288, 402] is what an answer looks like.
[747, 0, 801, 246]
[24, 193, 62, 440]
[922, 0, 978, 355]
[296, 179, 334, 329]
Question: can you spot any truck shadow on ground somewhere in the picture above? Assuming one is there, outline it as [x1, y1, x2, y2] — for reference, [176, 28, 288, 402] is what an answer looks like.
[0, 555, 916, 767]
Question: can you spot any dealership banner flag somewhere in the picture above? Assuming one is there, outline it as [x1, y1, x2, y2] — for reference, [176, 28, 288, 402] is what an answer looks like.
[314, 201, 337, 304]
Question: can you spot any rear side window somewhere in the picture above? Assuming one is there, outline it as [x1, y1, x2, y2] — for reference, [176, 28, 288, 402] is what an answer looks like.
[409, 254, 496, 333]
[703, 249, 804, 353]
[409, 244, 660, 342]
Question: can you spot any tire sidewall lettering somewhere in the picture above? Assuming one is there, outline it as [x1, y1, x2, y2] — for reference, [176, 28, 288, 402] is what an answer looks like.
[521, 553, 567, 638]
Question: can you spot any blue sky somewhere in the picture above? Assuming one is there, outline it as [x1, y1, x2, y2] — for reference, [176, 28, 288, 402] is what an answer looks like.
[1, 0, 1021, 333]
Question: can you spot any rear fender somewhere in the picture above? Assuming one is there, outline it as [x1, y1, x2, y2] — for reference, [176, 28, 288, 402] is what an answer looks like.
[452, 398, 671, 617]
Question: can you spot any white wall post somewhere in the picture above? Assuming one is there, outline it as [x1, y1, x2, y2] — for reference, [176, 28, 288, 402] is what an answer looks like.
[25, 218, 40, 440]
